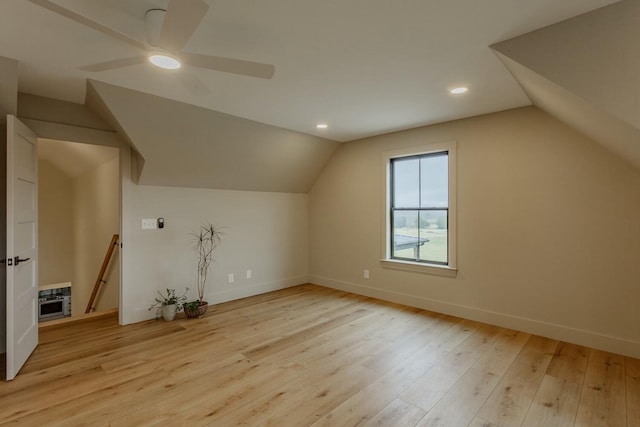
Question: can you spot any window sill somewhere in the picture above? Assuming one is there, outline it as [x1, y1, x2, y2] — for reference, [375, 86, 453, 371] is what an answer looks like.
[380, 259, 457, 277]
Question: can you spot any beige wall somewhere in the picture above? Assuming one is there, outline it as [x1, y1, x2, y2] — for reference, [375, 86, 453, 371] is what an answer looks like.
[38, 159, 74, 285]
[72, 156, 120, 315]
[0, 57, 18, 123]
[309, 106, 640, 357]
[0, 123, 6, 352]
[119, 156, 309, 323]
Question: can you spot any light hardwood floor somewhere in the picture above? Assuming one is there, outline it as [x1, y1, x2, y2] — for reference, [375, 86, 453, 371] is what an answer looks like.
[1, 284, 638, 426]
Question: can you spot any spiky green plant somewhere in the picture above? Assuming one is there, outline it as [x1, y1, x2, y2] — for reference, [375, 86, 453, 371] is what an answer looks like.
[148, 288, 189, 310]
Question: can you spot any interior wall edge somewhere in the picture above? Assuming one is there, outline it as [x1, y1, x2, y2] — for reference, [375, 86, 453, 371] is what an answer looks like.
[119, 144, 133, 326]
[309, 275, 640, 359]
[0, 123, 7, 354]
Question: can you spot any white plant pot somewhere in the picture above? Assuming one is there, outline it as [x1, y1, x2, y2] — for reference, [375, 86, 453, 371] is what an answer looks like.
[161, 304, 177, 321]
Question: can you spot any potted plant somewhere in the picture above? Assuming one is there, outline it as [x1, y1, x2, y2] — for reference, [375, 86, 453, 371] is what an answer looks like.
[149, 288, 188, 321]
[183, 300, 203, 319]
[184, 223, 223, 318]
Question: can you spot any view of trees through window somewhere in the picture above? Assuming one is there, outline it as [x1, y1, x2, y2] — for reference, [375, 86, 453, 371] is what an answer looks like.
[391, 152, 448, 264]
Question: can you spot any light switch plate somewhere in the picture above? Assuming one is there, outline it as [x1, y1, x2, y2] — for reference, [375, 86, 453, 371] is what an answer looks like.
[141, 218, 157, 229]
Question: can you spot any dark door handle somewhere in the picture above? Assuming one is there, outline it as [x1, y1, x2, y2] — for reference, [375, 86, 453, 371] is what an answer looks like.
[14, 256, 30, 266]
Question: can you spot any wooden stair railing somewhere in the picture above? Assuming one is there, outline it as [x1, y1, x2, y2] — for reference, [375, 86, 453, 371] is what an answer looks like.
[85, 234, 120, 314]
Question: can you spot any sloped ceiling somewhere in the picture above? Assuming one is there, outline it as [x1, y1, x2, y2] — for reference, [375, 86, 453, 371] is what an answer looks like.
[0, 0, 618, 142]
[494, 52, 640, 167]
[87, 80, 339, 193]
[39, 138, 119, 178]
[492, 0, 640, 167]
[19, 92, 112, 131]
[7, 0, 637, 189]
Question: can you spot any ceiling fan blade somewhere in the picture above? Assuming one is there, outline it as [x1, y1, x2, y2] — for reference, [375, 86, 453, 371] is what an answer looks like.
[160, 0, 209, 52]
[28, 0, 148, 51]
[182, 53, 275, 79]
[79, 56, 147, 72]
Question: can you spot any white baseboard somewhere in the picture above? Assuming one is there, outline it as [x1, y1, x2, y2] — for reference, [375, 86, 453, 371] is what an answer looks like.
[122, 275, 308, 325]
[309, 275, 640, 359]
[204, 275, 308, 305]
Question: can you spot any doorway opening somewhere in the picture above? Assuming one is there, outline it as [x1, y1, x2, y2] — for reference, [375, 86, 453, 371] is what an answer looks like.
[38, 139, 120, 322]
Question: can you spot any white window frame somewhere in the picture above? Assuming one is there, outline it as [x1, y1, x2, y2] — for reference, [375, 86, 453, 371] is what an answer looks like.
[380, 140, 457, 277]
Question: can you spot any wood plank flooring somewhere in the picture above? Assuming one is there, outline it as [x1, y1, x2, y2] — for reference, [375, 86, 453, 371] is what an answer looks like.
[1, 284, 637, 426]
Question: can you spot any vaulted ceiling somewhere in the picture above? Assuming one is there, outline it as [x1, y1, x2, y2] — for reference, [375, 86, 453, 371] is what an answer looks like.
[3, 0, 638, 192]
[0, 0, 618, 141]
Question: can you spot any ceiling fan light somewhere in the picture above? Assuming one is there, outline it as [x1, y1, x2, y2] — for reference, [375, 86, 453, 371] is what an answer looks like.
[149, 54, 181, 70]
[450, 86, 468, 94]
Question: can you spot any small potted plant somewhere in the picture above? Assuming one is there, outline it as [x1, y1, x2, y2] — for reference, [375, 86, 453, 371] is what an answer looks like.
[149, 288, 189, 321]
[183, 300, 203, 319]
[184, 223, 223, 318]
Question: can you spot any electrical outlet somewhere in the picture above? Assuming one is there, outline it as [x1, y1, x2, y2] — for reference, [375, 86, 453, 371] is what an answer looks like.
[364, 269, 370, 279]
[141, 218, 157, 230]
[246, 269, 252, 279]
[228, 273, 234, 284]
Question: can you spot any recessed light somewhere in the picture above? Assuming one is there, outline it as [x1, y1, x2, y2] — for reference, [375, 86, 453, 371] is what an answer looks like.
[316, 123, 328, 129]
[450, 86, 468, 95]
[149, 54, 181, 70]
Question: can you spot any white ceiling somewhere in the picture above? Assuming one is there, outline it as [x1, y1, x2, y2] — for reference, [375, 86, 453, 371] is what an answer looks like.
[39, 138, 119, 178]
[0, 0, 619, 142]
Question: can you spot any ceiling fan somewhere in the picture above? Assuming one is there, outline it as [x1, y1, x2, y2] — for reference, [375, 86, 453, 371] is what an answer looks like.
[27, 0, 275, 79]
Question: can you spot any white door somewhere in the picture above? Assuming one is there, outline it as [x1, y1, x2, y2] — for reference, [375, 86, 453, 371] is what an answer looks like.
[5, 115, 38, 381]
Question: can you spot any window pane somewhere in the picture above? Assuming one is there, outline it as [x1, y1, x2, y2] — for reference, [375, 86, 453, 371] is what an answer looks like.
[392, 210, 420, 260]
[420, 154, 448, 208]
[419, 210, 447, 264]
[393, 158, 419, 208]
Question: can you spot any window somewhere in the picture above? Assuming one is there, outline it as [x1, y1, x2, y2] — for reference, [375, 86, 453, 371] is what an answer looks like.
[391, 152, 449, 264]
[381, 141, 456, 276]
